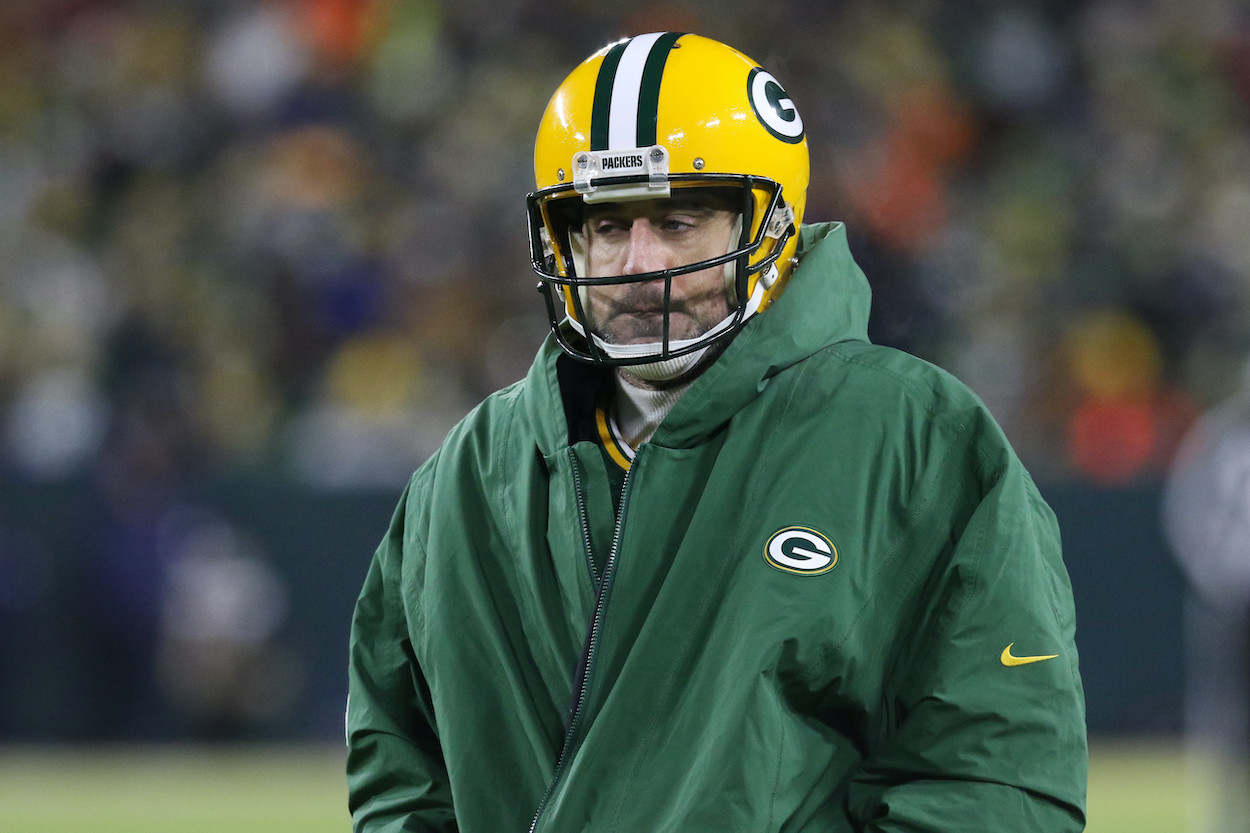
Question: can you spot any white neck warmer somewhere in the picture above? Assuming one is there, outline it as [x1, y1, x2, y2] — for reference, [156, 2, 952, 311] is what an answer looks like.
[612, 372, 694, 448]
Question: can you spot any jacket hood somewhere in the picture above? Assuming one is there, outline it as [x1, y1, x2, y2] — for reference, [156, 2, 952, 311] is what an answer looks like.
[523, 221, 872, 453]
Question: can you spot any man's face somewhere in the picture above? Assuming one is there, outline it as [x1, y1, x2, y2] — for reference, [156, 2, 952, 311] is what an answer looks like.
[580, 191, 739, 346]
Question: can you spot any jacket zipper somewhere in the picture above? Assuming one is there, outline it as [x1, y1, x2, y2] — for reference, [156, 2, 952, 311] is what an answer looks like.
[529, 449, 638, 833]
[567, 452, 600, 591]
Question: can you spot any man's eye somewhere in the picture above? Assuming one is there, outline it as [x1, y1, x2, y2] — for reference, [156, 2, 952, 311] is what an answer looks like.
[591, 219, 625, 235]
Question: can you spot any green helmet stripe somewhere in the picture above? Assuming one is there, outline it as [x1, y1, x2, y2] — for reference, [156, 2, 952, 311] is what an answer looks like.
[590, 40, 628, 151]
[635, 32, 684, 147]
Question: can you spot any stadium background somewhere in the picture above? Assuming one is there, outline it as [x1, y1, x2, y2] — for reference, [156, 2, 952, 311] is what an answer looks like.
[0, 0, 1247, 829]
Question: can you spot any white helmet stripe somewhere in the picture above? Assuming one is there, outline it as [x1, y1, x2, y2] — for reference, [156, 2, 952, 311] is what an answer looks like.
[608, 32, 665, 149]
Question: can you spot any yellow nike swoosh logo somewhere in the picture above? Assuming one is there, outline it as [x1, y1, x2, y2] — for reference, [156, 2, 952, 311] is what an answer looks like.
[1000, 643, 1058, 667]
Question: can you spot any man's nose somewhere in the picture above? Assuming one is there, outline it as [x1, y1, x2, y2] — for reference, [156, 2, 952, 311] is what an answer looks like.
[621, 220, 668, 275]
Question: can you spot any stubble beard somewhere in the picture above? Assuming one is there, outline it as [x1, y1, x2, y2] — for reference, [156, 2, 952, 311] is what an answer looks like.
[587, 280, 730, 347]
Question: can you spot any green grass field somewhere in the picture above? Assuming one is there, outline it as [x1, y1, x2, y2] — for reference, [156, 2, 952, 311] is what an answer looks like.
[0, 744, 350, 833]
[0, 739, 1211, 832]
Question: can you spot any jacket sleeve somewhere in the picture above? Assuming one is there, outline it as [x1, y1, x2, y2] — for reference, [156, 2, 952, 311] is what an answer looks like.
[848, 450, 1088, 832]
[346, 480, 458, 833]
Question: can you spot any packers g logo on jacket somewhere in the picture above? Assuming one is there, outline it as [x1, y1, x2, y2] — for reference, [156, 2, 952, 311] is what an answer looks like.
[764, 527, 838, 575]
[526, 32, 810, 368]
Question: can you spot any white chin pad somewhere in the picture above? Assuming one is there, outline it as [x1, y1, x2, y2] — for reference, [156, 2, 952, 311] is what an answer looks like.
[619, 348, 711, 382]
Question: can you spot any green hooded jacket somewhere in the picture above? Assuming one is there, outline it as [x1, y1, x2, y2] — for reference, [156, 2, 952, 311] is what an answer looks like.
[346, 222, 1088, 832]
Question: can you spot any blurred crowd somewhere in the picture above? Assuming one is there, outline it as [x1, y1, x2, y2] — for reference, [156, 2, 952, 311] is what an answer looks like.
[0, 0, 1247, 742]
[0, 0, 1247, 492]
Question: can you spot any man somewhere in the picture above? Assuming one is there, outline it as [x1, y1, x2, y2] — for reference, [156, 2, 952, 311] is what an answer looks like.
[1164, 364, 1250, 832]
[347, 32, 1087, 832]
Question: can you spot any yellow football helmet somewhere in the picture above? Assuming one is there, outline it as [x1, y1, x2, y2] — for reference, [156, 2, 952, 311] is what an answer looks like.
[526, 32, 810, 371]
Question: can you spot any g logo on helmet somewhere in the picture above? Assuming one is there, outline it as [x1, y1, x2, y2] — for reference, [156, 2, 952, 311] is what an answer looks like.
[764, 527, 837, 575]
[748, 68, 805, 144]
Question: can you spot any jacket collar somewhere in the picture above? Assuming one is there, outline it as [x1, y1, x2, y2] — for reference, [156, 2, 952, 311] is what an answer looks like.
[526, 222, 873, 453]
